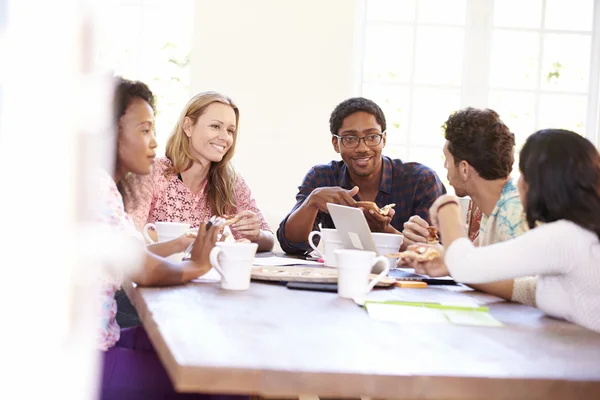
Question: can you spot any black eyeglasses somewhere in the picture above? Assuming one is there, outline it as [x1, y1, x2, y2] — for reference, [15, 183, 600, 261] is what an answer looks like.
[333, 131, 385, 148]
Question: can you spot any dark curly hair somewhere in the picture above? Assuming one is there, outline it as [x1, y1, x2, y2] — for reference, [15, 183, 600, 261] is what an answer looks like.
[329, 97, 386, 135]
[443, 107, 515, 180]
[113, 77, 156, 124]
[519, 129, 600, 240]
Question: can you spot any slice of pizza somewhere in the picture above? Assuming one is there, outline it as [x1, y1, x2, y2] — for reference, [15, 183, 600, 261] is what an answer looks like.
[356, 201, 396, 216]
[426, 226, 439, 244]
[387, 246, 441, 265]
[221, 214, 242, 226]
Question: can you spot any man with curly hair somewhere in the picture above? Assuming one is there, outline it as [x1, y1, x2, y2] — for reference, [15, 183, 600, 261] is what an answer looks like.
[277, 97, 446, 255]
[403, 107, 528, 248]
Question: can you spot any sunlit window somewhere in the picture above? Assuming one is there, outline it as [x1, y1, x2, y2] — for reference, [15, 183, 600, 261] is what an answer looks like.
[94, 0, 195, 156]
[362, 0, 599, 187]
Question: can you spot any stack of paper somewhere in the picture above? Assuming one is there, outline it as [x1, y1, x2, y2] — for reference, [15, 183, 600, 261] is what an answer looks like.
[357, 288, 504, 328]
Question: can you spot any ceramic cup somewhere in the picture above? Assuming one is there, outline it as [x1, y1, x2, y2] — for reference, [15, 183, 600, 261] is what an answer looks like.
[209, 242, 259, 290]
[308, 228, 343, 267]
[334, 249, 390, 299]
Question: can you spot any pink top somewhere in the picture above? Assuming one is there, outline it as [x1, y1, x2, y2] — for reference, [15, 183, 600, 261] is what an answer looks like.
[124, 158, 271, 237]
[96, 171, 142, 351]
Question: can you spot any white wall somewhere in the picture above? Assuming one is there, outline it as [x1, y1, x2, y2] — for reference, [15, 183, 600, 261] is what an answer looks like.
[191, 0, 362, 249]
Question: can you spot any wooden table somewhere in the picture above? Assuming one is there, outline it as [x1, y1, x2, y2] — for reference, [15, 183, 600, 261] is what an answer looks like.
[127, 278, 600, 400]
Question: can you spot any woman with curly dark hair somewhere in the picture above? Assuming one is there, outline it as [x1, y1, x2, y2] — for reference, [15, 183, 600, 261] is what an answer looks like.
[423, 129, 600, 333]
[97, 77, 247, 399]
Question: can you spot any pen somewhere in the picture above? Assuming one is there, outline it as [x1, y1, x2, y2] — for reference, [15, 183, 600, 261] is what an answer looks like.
[182, 216, 216, 259]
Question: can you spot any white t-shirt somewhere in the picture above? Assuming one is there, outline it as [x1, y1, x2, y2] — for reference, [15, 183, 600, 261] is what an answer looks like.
[446, 220, 600, 333]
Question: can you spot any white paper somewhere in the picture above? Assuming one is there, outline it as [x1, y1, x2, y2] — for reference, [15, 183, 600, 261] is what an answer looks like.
[366, 302, 503, 327]
[356, 287, 482, 308]
[366, 303, 448, 324]
[252, 256, 324, 267]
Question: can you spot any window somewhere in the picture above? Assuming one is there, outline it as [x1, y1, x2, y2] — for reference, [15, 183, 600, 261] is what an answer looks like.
[94, 0, 195, 155]
[361, 0, 600, 187]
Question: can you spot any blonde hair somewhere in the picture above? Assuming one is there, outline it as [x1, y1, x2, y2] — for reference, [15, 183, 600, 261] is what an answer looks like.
[165, 91, 239, 217]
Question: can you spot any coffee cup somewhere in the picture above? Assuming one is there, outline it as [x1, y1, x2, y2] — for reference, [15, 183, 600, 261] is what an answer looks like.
[209, 242, 258, 290]
[143, 221, 193, 262]
[371, 232, 404, 271]
[307, 228, 343, 267]
[334, 249, 390, 299]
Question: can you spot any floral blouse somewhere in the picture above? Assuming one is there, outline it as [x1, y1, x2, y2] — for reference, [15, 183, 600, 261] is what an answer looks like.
[123, 158, 271, 237]
[96, 171, 143, 351]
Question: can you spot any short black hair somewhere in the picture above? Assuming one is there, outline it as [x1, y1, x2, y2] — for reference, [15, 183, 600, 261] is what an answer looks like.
[519, 129, 600, 240]
[113, 77, 156, 124]
[329, 97, 386, 135]
[443, 107, 515, 180]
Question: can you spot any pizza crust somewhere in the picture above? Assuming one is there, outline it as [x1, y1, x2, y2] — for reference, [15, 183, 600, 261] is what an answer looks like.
[222, 214, 241, 226]
[426, 226, 439, 244]
[356, 201, 396, 216]
[388, 246, 441, 265]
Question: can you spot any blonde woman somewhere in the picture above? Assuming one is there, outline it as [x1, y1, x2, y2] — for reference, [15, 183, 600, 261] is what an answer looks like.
[123, 92, 274, 252]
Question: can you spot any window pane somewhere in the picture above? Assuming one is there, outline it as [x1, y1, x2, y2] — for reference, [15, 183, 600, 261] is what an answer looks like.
[362, 84, 411, 145]
[417, 0, 466, 25]
[490, 31, 539, 89]
[366, 0, 416, 23]
[414, 27, 464, 85]
[407, 147, 449, 192]
[363, 25, 414, 83]
[541, 34, 591, 92]
[409, 88, 461, 146]
[494, 0, 542, 28]
[538, 94, 587, 134]
[545, 0, 594, 31]
[95, 5, 142, 74]
[383, 145, 408, 161]
[140, 2, 193, 154]
[488, 90, 536, 148]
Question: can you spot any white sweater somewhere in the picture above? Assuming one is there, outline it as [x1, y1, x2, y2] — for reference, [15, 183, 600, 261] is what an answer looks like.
[445, 220, 600, 333]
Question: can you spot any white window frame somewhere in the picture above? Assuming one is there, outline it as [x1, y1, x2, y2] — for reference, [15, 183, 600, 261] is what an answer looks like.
[358, 0, 600, 149]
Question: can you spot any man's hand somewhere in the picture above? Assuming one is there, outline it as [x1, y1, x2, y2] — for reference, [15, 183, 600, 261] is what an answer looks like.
[362, 207, 395, 233]
[306, 186, 359, 213]
[402, 215, 430, 247]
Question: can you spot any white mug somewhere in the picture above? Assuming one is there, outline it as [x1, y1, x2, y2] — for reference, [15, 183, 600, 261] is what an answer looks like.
[209, 242, 258, 290]
[372, 232, 404, 271]
[143, 221, 192, 243]
[308, 228, 343, 267]
[335, 249, 390, 299]
[143, 221, 192, 262]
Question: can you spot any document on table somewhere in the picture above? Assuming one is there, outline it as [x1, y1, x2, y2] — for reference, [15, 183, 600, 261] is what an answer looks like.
[252, 256, 323, 267]
[357, 287, 504, 327]
[365, 302, 504, 327]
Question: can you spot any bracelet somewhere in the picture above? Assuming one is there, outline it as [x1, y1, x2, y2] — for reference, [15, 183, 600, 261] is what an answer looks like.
[436, 199, 461, 214]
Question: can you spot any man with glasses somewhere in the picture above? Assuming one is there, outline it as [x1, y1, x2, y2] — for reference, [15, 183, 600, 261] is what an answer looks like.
[277, 97, 446, 255]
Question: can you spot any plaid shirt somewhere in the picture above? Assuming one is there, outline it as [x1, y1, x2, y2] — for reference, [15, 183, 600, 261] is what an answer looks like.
[277, 156, 446, 254]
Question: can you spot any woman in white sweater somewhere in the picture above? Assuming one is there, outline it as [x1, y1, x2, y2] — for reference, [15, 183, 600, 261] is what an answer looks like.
[423, 129, 600, 333]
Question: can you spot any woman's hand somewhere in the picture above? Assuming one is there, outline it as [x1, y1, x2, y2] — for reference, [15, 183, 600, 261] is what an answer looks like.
[173, 230, 197, 252]
[405, 243, 450, 277]
[189, 219, 224, 272]
[232, 210, 261, 242]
